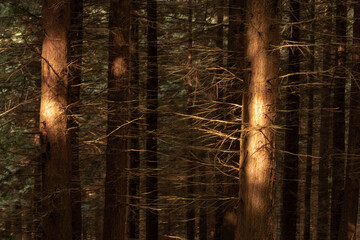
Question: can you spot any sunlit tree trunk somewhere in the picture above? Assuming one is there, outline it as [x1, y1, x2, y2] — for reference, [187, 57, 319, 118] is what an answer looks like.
[146, 0, 159, 239]
[69, 1, 83, 239]
[40, 0, 72, 239]
[330, 1, 346, 239]
[317, 3, 332, 239]
[281, 0, 300, 239]
[103, 0, 130, 239]
[235, 0, 279, 238]
[339, 2, 360, 239]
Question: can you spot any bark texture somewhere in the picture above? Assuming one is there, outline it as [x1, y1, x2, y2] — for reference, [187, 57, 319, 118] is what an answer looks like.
[103, 0, 130, 239]
[235, 0, 279, 238]
[40, 0, 72, 239]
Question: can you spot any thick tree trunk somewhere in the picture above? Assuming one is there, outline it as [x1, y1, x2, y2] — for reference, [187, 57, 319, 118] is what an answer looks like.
[146, 0, 159, 239]
[339, 3, 360, 239]
[69, 1, 83, 239]
[330, 1, 346, 239]
[235, 0, 279, 238]
[281, 0, 300, 239]
[103, 0, 130, 239]
[317, 3, 332, 239]
[40, 0, 72, 239]
[128, 0, 140, 239]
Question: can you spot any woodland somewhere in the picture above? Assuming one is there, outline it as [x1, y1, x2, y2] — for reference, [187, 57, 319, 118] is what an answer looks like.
[1, 0, 360, 239]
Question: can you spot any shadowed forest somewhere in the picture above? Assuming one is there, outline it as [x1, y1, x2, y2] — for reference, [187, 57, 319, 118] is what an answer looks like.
[1, 0, 360, 239]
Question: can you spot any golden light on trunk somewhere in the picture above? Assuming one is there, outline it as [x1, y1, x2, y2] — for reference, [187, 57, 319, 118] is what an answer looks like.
[39, 1, 72, 239]
[236, 0, 279, 239]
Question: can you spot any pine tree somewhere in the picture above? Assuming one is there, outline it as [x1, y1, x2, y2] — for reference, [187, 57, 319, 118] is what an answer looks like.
[146, 0, 159, 239]
[235, 0, 279, 238]
[40, 0, 72, 239]
[103, 0, 130, 239]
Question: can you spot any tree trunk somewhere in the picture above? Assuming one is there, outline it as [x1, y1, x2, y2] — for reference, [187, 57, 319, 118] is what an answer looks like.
[339, 2, 360, 239]
[128, 0, 140, 239]
[33, 61, 42, 240]
[103, 0, 130, 239]
[146, 0, 159, 239]
[227, 0, 246, 115]
[186, 1, 195, 239]
[235, 0, 279, 238]
[281, 0, 300, 239]
[69, 1, 83, 239]
[304, 2, 315, 239]
[214, 1, 225, 239]
[40, 0, 72, 239]
[228, 0, 246, 79]
[220, 0, 246, 238]
[199, 200, 207, 240]
[317, 3, 332, 239]
[330, 1, 346, 239]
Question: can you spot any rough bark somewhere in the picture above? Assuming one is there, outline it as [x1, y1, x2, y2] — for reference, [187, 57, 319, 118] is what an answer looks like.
[339, 2, 360, 239]
[281, 0, 300, 239]
[69, 1, 83, 239]
[146, 0, 159, 239]
[40, 0, 72, 239]
[235, 0, 279, 238]
[330, 1, 346, 239]
[103, 0, 130, 239]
